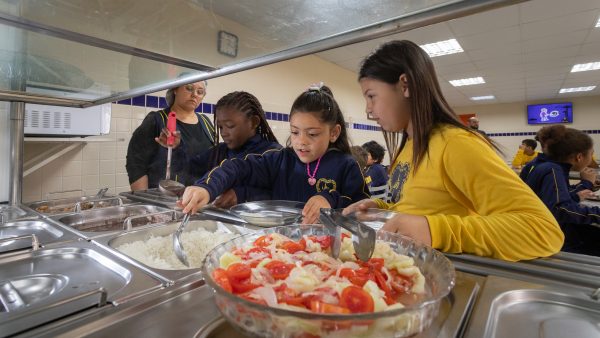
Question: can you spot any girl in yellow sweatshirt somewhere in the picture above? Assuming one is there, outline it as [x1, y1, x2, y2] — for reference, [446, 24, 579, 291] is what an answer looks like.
[346, 40, 564, 262]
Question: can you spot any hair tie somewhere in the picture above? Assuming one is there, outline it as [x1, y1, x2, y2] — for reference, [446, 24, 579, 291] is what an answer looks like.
[307, 81, 324, 92]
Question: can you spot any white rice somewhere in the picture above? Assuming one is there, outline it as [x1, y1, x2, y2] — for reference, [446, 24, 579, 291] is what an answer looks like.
[116, 227, 236, 270]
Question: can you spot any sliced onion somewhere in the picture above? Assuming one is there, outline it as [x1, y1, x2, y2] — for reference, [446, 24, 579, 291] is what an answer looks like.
[253, 286, 278, 307]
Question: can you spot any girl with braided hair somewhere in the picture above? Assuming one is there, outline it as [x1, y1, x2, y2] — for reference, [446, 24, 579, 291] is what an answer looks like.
[162, 91, 281, 207]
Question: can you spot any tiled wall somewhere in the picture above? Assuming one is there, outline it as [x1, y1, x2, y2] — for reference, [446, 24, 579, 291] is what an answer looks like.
[21, 96, 383, 203]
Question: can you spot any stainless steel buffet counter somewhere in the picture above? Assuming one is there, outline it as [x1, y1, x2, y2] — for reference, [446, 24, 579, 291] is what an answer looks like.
[3, 204, 600, 338]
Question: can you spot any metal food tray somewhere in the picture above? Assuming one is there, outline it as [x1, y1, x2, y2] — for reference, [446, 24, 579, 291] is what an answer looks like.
[229, 200, 305, 227]
[27, 195, 127, 216]
[0, 240, 164, 337]
[93, 219, 251, 285]
[463, 275, 600, 338]
[119, 189, 178, 209]
[0, 219, 82, 254]
[53, 205, 178, 239]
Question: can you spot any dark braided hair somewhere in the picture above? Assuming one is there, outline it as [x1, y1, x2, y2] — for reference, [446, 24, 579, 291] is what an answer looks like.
[288, 84, 351, 154]
[210, 91, 278, 167]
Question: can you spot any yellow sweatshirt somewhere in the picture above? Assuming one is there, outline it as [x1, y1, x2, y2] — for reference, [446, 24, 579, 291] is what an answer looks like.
[511, 148, 539, 168]
[375, 125, 564, 261]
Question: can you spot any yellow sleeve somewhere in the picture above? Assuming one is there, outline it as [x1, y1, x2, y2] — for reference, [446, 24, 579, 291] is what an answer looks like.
[511, 148, 524, 167]
[373, 198, 391, 209]
[426, 134, 564, 261]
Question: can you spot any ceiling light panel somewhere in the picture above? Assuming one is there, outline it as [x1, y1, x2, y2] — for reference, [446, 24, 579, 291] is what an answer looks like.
[471, 95, 495, 100]
[420, 38, 464, 57]
[571, 62, 600, 72]
[449, 77, 485, 87]
[558, 86, 596, 93]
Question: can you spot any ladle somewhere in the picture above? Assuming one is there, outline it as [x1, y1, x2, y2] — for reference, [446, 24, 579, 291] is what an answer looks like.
[173, 212, 191, 267]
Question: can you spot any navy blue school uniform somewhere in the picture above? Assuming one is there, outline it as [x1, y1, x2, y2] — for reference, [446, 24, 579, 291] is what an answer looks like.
[364, 163, 388, 188]
[520, 153, 593, 202]
[173, 134, 282, 202]
[521, 154, 600, 255]
[196, 148, 371, 208]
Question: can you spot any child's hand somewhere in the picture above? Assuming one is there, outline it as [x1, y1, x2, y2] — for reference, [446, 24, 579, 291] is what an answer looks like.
[302, 195, 331, 224]
[155, 128, 181, 148]
[213, 189, 238, 209]
[179, 186, 210, 214]
[577, 189, 595, 200]
[580, 167, 598, 183]
[381, 213, 432, 246]
[342, 199, 378, 215]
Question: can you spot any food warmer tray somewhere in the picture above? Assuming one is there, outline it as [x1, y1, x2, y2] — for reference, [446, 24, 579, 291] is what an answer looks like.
[0, 219, 82, 254]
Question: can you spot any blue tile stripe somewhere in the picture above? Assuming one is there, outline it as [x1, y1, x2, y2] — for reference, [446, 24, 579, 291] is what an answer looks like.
[488, 130, 600, 137]
[115, 96, 380, 131]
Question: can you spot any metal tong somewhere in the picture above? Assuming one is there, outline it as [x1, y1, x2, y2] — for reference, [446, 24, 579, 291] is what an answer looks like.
[319, 208, 376, 262]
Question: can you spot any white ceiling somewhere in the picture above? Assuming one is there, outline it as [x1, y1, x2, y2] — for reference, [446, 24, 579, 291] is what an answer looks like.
[315, 0, 600, 107]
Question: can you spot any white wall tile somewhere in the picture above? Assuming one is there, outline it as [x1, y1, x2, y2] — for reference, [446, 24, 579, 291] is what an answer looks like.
[99, 174, 115, 189]
[62, 176, 82, 191]
[115, 173, 129, 187]
[62, 160, 82, 177]
[82, 144, 99, 161]
[82, 161, 99, 175]
[115, 118, 131, 132]
[82, 175, 100, 190]
[99, 160, 116, 175]
[99, 143, 116, 160]
[115, 159, 127, 174]
[111, 104, 132, 118]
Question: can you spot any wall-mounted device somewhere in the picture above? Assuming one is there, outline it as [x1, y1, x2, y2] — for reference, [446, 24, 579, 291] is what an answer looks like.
[24, 103, 111, 137]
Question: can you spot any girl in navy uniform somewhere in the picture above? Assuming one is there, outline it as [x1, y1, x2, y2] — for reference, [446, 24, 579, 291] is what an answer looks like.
[158, 91, 281, 207]
[521, 125, 600, 256]
[180, 83, 370, 224]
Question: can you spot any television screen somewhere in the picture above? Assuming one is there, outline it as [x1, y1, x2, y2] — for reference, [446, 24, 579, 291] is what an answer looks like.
[527, 102, 573, 125]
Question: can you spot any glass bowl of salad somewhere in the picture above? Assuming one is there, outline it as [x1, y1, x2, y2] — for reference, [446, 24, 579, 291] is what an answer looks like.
[201, 224, 455, 338]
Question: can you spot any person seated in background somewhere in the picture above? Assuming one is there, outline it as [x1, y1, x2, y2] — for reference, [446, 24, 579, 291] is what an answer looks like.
[156, 91, 281, 208]
[362, 140, 388, 199]
[511, 139, 539, 170]
[468, 116, 487, 136]
[521, 125, 600, 256]
[350, 145, 368, 172]
[521, 131, 596, 201]
[126, 79, 215, 191]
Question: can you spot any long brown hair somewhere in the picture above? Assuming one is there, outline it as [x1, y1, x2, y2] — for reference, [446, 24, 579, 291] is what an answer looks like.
[358, 40, 499, 169]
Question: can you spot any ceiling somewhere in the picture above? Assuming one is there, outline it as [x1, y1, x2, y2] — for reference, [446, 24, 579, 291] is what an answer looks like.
[315, 0, 600, 107]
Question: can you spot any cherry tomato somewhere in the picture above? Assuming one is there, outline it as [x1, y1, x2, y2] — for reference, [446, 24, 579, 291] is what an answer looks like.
[230, 278, 259, 294]
[254, 235, 272, 247]
[226, 263, 251, 281]
[212, 268, 232, 293]
[310, 300, 351, 314]
[265, 260, 295, 280]
[281, 241, 305, 254]
[340, 285, 374, 313]
[338, 268, 355, 279]
[307, 235, 332, 250]
[374, 270, 392, 298]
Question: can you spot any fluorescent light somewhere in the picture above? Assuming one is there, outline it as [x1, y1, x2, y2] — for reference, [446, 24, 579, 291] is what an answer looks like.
[471, 95, 495, 101]
[420, 38, 464, 57]
[449, 77, 485, 87]
[596, 17, 600, 27]
[571, 62, 600, 72]
[559, 86, 596, 93]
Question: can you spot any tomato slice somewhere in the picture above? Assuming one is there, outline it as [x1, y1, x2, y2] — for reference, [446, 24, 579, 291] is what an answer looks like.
[231, 278, 259, 293]
[374, 270, 392, 297]
[265, 260, 295, 280]
[340, 285, 374, 313]
[253, 235, 272, 247]
[281, 241, 305, 254]
[238, 292, 267, 305]
[226, 262, 251, 281]
[244, 247, 271, 259]
[310, 300, 351, 314]
[307, 235, 332, 250]
[212, 268, 232, 293]
[338, 268, 355, 279]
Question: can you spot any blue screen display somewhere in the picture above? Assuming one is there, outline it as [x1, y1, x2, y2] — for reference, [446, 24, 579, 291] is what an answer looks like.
[527, 102, 573, 124]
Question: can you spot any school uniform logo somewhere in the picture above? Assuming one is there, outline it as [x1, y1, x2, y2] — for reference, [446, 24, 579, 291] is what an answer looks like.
[316, 178, 337, 193]
[388, 162, 410, 203]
